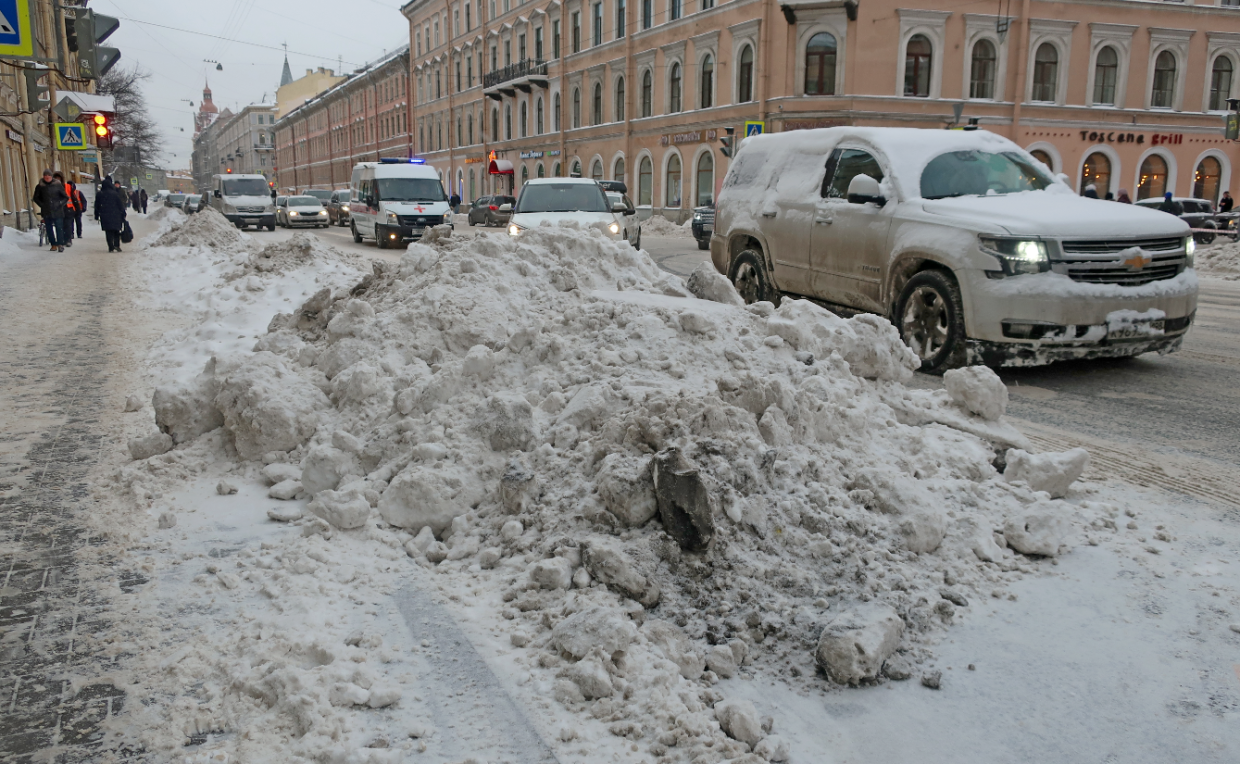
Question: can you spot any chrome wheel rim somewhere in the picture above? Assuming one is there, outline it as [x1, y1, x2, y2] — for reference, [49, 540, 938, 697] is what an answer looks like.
[734, 261, 762, 304]
[901, 285, 950, 362]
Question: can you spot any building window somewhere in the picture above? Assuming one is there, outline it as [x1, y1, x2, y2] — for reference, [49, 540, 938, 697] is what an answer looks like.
[553, 20, 561, 58]
[536, 27, 544, 60]
[521, 165, 528, 188]
[614, 156, 625, 182]
[537, 163, 546, 178]
[639, 156, 652, 204]
[1151, 50, 1176, 108]
[1093, 46, 1118, 105]
[457, 117, 462, 146]
[438, 121, 443, 150]
[696, 152, 714, 206]
[491, 45, 497, 71]
[666, 154, 682, 206]
[1137, 154, 1168, 200]
[593, 83, 603, 124]
[1030, 149, 1053, 171]
[669, 63, 682, 113]
[1194, 156, 1222, 203]
[1210, 56, 1234, 111]
[519, 34, 526, 62]
[1081, 152, 1111, 196]
[537, 97, 545, 133]
[806, 33, 837, 96]
[554, 92, 561, 130]
[592, 159, 603, 180]
[554, 161, 562, 177]
[456, 61, 462, 92]
[614, 77, 626, 121]
[572, 160, 582, 176]
[572, 12, 581, 53]
[969, 39, 996, 99]
[1031, 43, 1058, 102]
[738, 45, 754, 103]
[492, 108, 499, 140]
[641, 70, 653, 116]
[670, 0, 681, 21]
[573, 87, 581, 127]
[593, 3, 603, 47]
[904, 34, 932, 97]
[700, 55, 713, 108]
[702, 0, 713, 8]
[617, 0, 626, 38]
[505, 103, 512, 139]
[505, 40, 511, 67]
[468, 114, 474, 144]
[642, 0, 652, 29]
[437, 70, 443, 99]
[520, 101, 528, 137]
[466, 2, 472, 30]
[467, 56, 473, 87]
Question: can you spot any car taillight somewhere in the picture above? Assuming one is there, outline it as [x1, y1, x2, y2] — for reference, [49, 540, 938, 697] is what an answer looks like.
[489, 205, 498, 211]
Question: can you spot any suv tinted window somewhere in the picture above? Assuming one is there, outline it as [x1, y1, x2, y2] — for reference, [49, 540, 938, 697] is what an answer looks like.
[826, 149, 884, 199]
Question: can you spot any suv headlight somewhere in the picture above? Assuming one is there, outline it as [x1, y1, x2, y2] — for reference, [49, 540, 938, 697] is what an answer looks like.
[608, 222, 621, 234]
[386, 211, 400, 223]
[979, 237, 1050, 276]
[1184, 236, 1196, 267]
[444, 213, 453, 224]
[508, 223, 525, 236]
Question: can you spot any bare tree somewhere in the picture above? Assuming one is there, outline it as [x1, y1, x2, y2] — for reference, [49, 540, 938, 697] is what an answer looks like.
[97, 65, 164, 165]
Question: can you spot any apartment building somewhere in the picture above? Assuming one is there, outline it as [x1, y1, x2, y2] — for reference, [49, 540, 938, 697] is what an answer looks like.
[402, 0, 1240, 221]
[216, 104, 278, 179]
[274, 48, 412, 192]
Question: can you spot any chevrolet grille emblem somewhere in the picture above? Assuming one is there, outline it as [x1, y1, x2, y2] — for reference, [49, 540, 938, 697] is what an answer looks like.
[1123, 253, 1152, 270]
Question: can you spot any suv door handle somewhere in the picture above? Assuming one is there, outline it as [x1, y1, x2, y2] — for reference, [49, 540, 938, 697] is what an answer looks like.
[816, 217, 833, 225]
[761, 211, 776, 218]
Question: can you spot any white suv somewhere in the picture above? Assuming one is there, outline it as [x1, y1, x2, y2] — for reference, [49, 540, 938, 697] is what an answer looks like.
[710, 127, 1198, 371]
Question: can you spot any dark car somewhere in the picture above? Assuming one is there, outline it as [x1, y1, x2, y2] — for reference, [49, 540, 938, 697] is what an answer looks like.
[691, 201, 715, 250]
[301, 188, 333, 205]
[165, 192, 187, 209]
[326, 189, 352, 226]
[1136, 196, 1219, 243]
[183, 193, 202, 214]
[467, 194, 516, 227]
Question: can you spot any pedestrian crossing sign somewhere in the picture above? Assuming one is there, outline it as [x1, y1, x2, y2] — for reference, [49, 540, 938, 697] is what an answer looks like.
[54, 123, 87, 150]
[744, 121, 765, 137]
[0, 0, 34, 59]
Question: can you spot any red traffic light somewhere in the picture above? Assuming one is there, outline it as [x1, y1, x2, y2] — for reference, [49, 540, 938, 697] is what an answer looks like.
[91, 112, 113, 148]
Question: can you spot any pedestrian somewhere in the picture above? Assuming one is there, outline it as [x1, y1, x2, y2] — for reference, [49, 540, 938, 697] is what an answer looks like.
[95, 177, 128, 252]
[1116, 189, 1132, 204]
[1083, 183, 1099, 199]
[1158, 192, 1183, 217]
[131, 188, 141, 211]
[70, 183, 86, 238]
[53, 172, 74, 247]
[449, 192, 461, 214]
[139, 187, 148, 214]
[31, 168, 68, 252]
[1104, 191, 1114, 201]
[1219, 191, 1234, 213]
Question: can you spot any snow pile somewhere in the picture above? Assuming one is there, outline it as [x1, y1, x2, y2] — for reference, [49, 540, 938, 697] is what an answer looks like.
[111, 220, 1114, 762]
[0, 225, 41, 257]
[150, 206, 251, 250]
[641, 214, 694, 238]
[1195, 239, 1240, 280]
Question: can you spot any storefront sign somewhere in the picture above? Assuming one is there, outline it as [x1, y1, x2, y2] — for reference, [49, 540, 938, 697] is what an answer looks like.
[1078, 130, 1184, 145]
[659, 129, 718, 146]
[782, 119, 848, 132]
[463, 155, 486, 164]
[519, 150, 544, 159]
[546, 149, 561, 156]
[6, 129, 22, 143]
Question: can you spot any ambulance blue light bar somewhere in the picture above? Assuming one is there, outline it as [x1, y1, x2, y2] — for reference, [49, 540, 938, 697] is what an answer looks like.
[379, 157, 425, 164]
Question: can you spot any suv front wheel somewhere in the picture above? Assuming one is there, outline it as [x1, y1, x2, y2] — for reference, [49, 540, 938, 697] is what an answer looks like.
[730, 248, 780, 306]
[894, 270, 967, 373]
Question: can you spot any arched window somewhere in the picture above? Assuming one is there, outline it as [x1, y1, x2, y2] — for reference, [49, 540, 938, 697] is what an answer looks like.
[437, 121, 443, 150]
[1210, 56, 1234, 111]
[1029, 149, 1054, 172]
[553, 92, 561, 131]
[969, 39, 996, 99]
[666, 154, 682, 207]
[669, 63, 682, 113]
[904, 35, 932, 97]
[591, 159, 603, 180]
[521, 164, 528, 188]
[467, 114, 474, 144]
[1093, 46, 1118, 105]
[469, 169, 475, 201]
[573, 88, 581, 128]
[1137, 155, 1168, 200]
[520, 101, 528, 137]
[615, 77, 625, 122]
[695, 152, 714, 206]
[571, 159, 581, 177]
[805, 33, 837, 95]
[593, 83, 603, 125]
[614, 156, 625, 183]
[536, 97, 544, 134]
[1194, 156, 1222, 204]
[504, 103, 512, 140]
[1032, 43, 1058, 102]
[700, 55, 714, 108]
[1152, 51, 1176, 108]
[738, 45, 754, 103]
[1081, 152, 1111, 196]
[537, 163, 545, 178]
[491, 108, 498, 141]
[553, 161, 561, 177]
[638, 156, 653, 205]
[457, 117, 463, 146]
[641, 70, 653, 117]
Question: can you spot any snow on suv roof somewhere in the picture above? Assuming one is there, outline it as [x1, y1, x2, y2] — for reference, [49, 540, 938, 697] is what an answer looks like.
[524, 177, 598, 185]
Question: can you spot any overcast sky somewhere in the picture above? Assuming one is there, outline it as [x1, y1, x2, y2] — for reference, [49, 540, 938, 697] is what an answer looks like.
[92, 0, 411, 169]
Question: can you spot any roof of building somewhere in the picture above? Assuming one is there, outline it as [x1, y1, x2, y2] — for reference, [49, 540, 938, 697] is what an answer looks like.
[280, 56, 294, 87]
[277, 45, 410, 125]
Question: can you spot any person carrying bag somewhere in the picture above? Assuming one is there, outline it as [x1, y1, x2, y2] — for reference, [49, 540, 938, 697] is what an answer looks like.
[95, 177, 128, 252]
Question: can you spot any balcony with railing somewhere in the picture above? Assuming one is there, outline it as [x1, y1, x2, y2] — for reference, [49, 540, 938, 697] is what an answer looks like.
[483, 59, 549, 98]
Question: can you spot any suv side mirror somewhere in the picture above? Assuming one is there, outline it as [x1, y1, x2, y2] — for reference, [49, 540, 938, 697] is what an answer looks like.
[846, 174, 886, 206]
[213, 190, 221, 198]
[499, 203, 512, 212]
[612, 201, 627, 213]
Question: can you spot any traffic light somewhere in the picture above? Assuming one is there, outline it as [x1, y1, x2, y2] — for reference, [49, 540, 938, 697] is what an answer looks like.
[65, 16, 79, 53]
[77, 10, 121, 80]
[92, 112, 114, 149]
[720, 127, 735, 158]
[22, 67, 50, 111]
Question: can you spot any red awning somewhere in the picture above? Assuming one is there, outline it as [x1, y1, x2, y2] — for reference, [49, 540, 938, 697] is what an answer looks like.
[488, 158, 514, 175]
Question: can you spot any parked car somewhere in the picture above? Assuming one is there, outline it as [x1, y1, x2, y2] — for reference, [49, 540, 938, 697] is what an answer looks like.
[711, 126, 1198, 371]
[165, 192, 186, 209]
[277, 195, 330, 228]
[183, 193, 202, 214]
[691, 202, 714, 250]
[505, 179, 628, 243]
[327, 189, 352, 226]
[467, 195, 516, 227]
[605, 191, 642, 248]
[1134, 196, 1219, 244]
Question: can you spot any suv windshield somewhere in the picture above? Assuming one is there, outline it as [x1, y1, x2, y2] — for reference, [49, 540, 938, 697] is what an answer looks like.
[516, 182, 608, 213]
[334, 191, 351, 202]
[289, 196, 321, 206]
[169, 194, 185, 203]
[303, 189, 332, 200]
[222, 178, 270, 196]
[920, 150, 1053, 200]
[377, 178, 446, 202]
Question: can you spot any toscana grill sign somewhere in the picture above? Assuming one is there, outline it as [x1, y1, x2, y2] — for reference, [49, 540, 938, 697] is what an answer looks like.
[660, 129, 718, 146]
[1079, 130, 1184, 145]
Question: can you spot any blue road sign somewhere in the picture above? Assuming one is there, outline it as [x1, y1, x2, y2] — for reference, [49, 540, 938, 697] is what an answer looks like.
[0, 0, 34, 59]
[55, 123, 87, 150]
[744, 121, 765, 137]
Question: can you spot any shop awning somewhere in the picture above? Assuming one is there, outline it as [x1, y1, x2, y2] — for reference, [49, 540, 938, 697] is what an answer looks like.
[489, 158, 514, 175]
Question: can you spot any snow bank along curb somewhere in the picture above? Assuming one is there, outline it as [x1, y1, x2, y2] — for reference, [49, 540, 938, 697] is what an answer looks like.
[112, 213, 1115, 762]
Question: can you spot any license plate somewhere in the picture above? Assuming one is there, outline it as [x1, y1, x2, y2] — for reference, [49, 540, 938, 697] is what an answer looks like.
[1109, 319, 1164, 339]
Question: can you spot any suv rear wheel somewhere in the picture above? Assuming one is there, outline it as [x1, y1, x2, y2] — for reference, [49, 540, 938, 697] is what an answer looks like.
[730, 248, 780, 306]
[894, 270, 967, 373]
[351, 221, 363, 243]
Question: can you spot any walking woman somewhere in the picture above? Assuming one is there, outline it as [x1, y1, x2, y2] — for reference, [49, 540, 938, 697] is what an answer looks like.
[95, 178, 128, 252]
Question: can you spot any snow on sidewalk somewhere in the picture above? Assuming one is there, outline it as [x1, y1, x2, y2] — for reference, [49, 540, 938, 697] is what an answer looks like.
[90, 211, 1239, 763]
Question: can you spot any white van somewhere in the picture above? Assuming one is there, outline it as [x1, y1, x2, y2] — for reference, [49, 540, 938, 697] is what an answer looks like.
[210, 173, 275, 230]
[349, 159, 452, 249]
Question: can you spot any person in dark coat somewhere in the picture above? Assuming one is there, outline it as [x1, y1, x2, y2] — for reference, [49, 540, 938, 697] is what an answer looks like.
[139, 188, 149, 213]
[1158, 192, 1183, 217]
[31, 168, 69, 252]
[1116, 189, 1132, 204]
[53, 172, 75, 247]
[1219, 191, 1234, 213]
[95, 178, 128, 252]
[130, 189, 141, 211]
[1083, 183, 1099, 199]
[449, 192, 461, 213]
